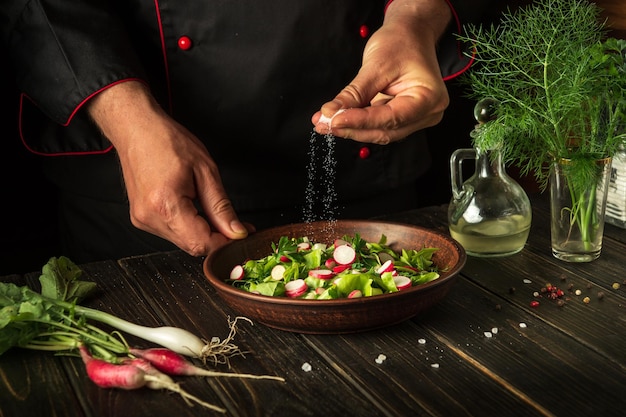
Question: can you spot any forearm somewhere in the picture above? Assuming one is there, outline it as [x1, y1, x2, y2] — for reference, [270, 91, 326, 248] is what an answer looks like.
[87, 81, 165, 152]
[383, 0, 452, 44]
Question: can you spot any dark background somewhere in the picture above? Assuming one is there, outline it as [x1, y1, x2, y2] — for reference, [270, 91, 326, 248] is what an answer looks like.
[0, 54, 61, 275]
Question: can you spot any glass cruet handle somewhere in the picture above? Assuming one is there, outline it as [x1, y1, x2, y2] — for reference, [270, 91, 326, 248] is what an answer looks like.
[450, 148, 477, 201]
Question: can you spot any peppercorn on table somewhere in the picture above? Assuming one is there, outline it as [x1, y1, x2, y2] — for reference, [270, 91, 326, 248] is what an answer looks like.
[2, 194, 625, 417]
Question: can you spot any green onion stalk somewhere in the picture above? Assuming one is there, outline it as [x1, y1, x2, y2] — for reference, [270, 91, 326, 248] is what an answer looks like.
[557, 158, 604, 251]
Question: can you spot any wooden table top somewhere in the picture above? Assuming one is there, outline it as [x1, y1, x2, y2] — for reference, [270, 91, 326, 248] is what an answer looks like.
[2, 195, 625, 417]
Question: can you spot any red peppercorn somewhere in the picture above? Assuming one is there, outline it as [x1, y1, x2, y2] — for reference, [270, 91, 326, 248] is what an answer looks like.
[530, 300, 540, 308]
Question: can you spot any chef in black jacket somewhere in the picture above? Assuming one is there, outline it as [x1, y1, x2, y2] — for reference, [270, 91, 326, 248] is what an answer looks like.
[2, 0, 492, 262]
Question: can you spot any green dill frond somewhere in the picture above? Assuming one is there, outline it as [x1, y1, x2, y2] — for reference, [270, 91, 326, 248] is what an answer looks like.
[458, 0, 626, 190]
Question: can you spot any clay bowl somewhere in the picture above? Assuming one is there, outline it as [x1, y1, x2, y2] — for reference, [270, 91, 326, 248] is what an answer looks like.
[203, 220, 466, 334]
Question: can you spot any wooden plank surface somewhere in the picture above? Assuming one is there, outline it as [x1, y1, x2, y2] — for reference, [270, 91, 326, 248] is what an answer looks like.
[2, 195, 626, 417]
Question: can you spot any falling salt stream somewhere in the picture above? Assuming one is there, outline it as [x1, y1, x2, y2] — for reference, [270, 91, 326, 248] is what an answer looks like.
[302, 110, 345, 238]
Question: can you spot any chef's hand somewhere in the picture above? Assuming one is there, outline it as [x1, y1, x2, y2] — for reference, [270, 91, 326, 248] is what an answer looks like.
[312, 0, 451, 144]
[88, 81, 250, 256]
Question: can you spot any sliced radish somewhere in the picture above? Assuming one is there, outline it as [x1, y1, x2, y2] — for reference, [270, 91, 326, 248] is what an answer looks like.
[325, 258, 337, 269]
[333, 245, 356, 265]
[332, 264, 350, 273]
[279, 255, 291, 262]
[334, 238, 350, 247]
[297, 242, 311, 251]
[285, 279, 307, 298]
[376, 260, 394, 275]
[393, 275, 412, 291]
[229, 265, 245, 280]
[308, 269, 335, 280]
[270, 264, 286, 281]
[348, 289, 363, 299]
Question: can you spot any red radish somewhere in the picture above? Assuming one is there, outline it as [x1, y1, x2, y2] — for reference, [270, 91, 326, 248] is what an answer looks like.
[334, 238, 349, 247]
[393, 275, 412, 291]
[229, 265, 245, 280]
[332, 264, 350, 273]
[348, 290, 363, 298]
[333, 245, 356, 265]
[279, 255, 291, 262]
[376, 260, 394, 274]
[79, 345, 146, 390]
[270, 264, 286, 281]
[325, 258, 337, 269]
[297, 242, 311, 251]
[122, 357, 175, 390]
[308, 269, 335, 280]
[79, 345, 228, 411]
[285, 279, 307, 298]
[130, 348, 285, 381]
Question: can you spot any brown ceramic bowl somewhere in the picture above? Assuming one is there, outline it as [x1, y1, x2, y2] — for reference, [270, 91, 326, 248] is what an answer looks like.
[203, 220, 466, 334]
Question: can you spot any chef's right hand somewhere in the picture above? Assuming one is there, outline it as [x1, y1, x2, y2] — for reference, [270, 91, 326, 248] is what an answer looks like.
[87, 81, 250, 256]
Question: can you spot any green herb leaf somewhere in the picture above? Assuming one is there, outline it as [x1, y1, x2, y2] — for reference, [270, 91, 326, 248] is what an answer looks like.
[39, 256, 97, 303]
[459, 0, 626, 189]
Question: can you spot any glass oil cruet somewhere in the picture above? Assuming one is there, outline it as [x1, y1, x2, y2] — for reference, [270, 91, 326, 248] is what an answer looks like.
[448, 98, 532, 257]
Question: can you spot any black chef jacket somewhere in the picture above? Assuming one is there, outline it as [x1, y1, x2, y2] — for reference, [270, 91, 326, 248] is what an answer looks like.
[1, 0, 492, 261]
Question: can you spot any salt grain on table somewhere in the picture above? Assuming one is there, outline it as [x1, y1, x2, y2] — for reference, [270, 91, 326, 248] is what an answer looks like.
[301, 362, 312, 372]
[375, 354, 387, 364]
[519, 322, 527, 328]
[418, 338, 426, 345]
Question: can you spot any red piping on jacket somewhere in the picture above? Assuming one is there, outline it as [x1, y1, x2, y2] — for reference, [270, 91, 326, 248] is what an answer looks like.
[384, 0, 475, 81]
[18, 78, 144, 156]
[153, 0, 173, 114]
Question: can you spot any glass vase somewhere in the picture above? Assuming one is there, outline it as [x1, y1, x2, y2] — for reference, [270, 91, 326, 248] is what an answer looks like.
[605, 145, 626, 228]
[549, 157, 612, 262]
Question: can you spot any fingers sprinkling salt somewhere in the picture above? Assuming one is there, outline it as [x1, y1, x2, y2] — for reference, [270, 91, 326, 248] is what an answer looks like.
[318, 109, 347, 132]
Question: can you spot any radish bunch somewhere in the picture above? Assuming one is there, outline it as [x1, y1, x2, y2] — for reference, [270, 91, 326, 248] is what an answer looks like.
[1, 258, 286, 415]
[79, 345, 284, 413]
[228, 234, 441, 299]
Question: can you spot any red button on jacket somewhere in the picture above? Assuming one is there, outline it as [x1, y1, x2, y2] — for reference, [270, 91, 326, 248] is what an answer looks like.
[177, 36, 192, 50]
[359, 25, 370, 38]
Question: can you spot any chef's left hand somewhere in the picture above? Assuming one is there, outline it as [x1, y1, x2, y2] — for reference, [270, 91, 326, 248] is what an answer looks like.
[312, 0, 452, 144]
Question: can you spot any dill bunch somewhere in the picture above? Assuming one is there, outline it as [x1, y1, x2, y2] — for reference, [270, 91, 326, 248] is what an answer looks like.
[459, 0, 626, 190]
